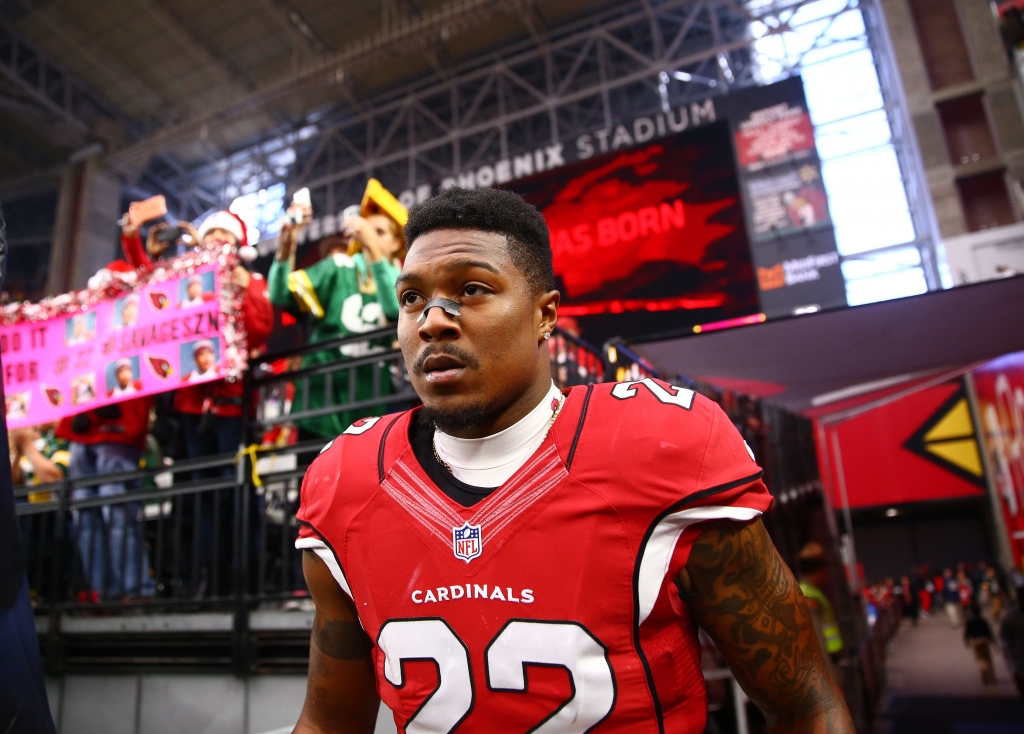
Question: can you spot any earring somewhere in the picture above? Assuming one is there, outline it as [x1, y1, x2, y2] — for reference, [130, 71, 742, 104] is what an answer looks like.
[543, 332, 551, 340]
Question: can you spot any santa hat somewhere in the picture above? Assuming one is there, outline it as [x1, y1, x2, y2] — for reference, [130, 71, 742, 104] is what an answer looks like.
[192, 339, 215, 355]
[197, 211, 258, 262]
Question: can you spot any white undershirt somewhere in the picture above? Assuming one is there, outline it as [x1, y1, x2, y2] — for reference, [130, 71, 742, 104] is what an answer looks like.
[434, 382, 563, 489]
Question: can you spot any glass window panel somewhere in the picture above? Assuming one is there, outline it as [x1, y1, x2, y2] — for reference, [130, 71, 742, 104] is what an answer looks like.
[799, 38, 870, 68]
[845, 268, 929, 306]
[841, 247, 922, 279]
[822, 147, 916, 254]
[814, 109, 893, 159]
[789, 0, 853, 25]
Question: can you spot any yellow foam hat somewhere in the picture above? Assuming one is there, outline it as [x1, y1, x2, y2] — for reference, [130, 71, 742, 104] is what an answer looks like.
[348, 178, 409, 258]
[361, 178, 408, 232]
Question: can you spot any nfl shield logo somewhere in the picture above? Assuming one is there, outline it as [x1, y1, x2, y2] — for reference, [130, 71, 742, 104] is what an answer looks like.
[452, 522, 482, 563]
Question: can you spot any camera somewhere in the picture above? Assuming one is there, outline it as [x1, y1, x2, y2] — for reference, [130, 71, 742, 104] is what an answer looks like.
[155, 225, 183, 244]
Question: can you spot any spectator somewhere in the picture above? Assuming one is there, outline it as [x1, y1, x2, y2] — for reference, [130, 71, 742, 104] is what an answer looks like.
[919, 566, 933, 617]
[958, 569, 974, 611]
[900, 574, 920, 627]
[1000, 587, 1024, 698]
[941, 568, 961, 627]
[120, 217, 200, 267]
[130, 210, 273, 467]
[797, 542, 844, 685]
[268, 179, 405, 440]
[984, 565, 1005, 620]
[10, 425, 68, 501]
[964, 604, 997, 685]
[54, 397, 155, 602]
[52, 233, 162, 602]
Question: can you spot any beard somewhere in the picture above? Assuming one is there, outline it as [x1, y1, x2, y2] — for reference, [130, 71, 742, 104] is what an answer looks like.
[418, 401, 492, 435]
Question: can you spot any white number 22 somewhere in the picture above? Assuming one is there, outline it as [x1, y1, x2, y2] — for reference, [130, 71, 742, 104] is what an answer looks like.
[377, 618, 616, 733]
[611, 378, 694, 409]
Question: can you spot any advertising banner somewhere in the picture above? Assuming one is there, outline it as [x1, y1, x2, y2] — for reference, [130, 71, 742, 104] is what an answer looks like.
[719, 76, 846, 318]
[972, 352, 1024, 567]
[2, 249, 246, 429]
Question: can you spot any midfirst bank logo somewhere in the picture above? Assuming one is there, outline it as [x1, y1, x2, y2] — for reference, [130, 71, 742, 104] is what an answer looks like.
[758, 252, 840, 290]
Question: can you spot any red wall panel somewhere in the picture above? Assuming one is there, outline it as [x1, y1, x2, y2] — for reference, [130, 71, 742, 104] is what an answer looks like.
[824, 381, 985, 509]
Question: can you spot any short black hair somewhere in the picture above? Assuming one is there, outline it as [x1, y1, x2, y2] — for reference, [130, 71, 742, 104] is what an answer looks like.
[404, 186, 555, 293]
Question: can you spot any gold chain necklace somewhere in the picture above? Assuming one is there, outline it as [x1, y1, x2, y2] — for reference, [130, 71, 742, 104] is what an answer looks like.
[433, 393, 565, 475]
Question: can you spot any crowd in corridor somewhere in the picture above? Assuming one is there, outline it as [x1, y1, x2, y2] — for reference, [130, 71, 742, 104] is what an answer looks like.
[864, 561, 1024, 696]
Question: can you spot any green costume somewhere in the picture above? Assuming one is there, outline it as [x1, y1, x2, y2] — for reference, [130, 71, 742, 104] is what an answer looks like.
[268, 251, 401, 438]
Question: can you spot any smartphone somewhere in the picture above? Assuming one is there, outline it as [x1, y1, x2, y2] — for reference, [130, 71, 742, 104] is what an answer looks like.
[292, 188, 311, 208]
[128, 195, 168, 226]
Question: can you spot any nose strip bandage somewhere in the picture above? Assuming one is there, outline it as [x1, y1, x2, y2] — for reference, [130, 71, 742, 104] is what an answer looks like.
[417, 297, 462, 323]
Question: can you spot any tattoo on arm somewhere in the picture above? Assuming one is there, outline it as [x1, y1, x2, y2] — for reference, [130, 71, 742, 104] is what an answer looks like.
[312, 617, 372, 660]
[305, 552, 372, 661]
[680, 519, 854, 733]
[295, 551, 379, 734]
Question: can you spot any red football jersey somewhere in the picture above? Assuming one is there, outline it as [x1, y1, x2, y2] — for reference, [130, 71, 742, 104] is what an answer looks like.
[296, 379, 772, 733]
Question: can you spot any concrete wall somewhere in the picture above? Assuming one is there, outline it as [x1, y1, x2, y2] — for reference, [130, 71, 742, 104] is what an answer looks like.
[46, 675, 397, 734]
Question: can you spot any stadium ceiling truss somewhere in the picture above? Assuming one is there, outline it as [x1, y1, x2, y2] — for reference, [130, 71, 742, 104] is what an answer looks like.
[133, 0, 935, 285]
[153, 3, 792, 196]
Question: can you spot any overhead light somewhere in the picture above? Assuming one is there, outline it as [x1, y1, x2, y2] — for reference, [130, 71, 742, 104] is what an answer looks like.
[672, 70, 692, 82]
[885, 508, 898, 517]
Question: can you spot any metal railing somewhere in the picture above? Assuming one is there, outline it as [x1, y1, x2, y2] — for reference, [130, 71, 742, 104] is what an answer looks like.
[14, 326, 613, 671]
[14, 320, 857, 722]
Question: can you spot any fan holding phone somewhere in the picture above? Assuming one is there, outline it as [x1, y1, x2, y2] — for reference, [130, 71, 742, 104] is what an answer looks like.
[268, 179, 407, 440]
[116, 196, 274, 482]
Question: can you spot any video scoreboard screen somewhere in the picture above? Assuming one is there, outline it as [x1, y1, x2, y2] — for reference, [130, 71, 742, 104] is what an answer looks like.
[505, 77, 846, 342]
[506, 122, 757, 343]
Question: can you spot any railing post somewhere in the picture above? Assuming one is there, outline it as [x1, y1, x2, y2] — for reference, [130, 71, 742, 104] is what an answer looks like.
[233, 367, 255, 676]
[46, 476, 70, 673]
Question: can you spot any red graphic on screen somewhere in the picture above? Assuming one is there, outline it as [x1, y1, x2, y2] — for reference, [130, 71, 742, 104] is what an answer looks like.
[735, 107, 815, 169]
[507, 122, 757, 330]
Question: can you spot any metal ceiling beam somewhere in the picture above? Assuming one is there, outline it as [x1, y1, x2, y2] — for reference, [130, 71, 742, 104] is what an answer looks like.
[260, 0, 332, 60]
[135, 0, 256, 93]
[104, 0, 518, 172]
[9, 0, 167, 124]
[0, 18, 105, 138]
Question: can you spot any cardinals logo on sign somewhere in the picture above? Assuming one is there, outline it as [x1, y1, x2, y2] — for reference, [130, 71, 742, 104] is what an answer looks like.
[453, 521, 482, 563]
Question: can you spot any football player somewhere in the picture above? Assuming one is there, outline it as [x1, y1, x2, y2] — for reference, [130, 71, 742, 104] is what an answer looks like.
[292, 187, 854, 733]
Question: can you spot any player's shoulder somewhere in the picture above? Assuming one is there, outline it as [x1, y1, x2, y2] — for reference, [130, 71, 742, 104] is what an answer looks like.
[567, 378, 756, 480]
[584, 377, 722, 439]
[305, 412, 406, 481]
[303, 409, 415, 489]
[299, 411, 411, 525]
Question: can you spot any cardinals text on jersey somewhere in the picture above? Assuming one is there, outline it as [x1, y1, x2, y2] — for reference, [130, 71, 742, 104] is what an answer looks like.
[296, 379, 771, 733]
